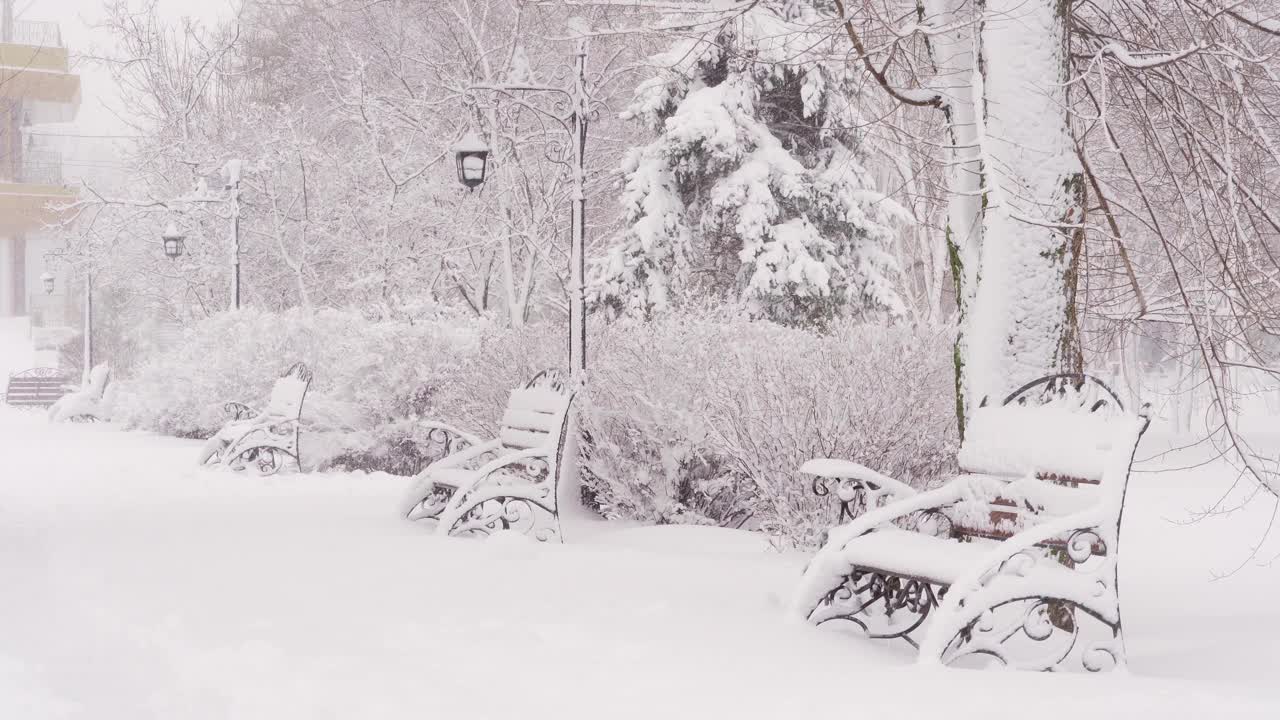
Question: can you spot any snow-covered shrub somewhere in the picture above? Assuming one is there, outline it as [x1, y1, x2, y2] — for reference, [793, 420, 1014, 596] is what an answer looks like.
[113, 307, 484, 443]
[116, 306, 955, 545]
[579, 311, 957, 546]
[423, 323, 565, 435]
[31, 325, 79, 352]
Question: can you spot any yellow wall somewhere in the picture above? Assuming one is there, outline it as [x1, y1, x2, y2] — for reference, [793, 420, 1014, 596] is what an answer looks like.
[0, 43, 70, 73]
[0, 183, 75, 234]
[0, 42, 79, 104]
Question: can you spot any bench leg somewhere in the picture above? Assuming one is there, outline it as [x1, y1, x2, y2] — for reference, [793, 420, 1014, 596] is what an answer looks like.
[919, 532, 1124, 672]
[926, 594, 1123, 672]
[443, 492, 561, 541]
[437, 462, 562, 542]
[223, 422, 301, 476]
[227, 446, 295, 475]
[808, 567, 944, 647]
[403, 480, 456, 521]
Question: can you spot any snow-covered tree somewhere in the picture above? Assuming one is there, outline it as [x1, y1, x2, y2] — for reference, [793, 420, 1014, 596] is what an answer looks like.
[594, 2, 909, 327]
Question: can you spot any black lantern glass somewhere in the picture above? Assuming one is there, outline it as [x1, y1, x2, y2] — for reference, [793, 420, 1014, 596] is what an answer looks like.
[40, 272, 54, 295]
[453, 131, 490, 189]
[162, 223, 186, 259]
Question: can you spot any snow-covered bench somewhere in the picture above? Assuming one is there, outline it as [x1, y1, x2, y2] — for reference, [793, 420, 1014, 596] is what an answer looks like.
[198, 362, 312, 475]
[49, 364, 111, 422]
[3, 367, 73, 408]
[792, 374, 1149, 673]
[401, 370, 580, 542]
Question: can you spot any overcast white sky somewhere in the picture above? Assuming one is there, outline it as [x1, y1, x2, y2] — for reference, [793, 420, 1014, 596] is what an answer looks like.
[22, 0, 236, 186]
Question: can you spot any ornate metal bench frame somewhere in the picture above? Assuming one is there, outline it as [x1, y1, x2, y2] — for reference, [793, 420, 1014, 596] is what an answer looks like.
[795, 374, 1150, 673]
[3, 367, 73, 409]
[401, 370, 578, 542]
[49, 364, 112, 423]
[201, 362, 312, 475]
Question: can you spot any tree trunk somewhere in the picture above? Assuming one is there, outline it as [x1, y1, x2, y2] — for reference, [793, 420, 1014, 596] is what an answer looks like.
[947, 0, 1084, 428]
[921, 0, 983, 435]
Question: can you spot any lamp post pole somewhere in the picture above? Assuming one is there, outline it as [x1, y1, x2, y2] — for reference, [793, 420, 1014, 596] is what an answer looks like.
[567, 37, 588, 380]
[231, 176, 241, 310]
[464, 37, 593, 382]
[225, 159, 243, 310]
[164, 159, 242, 309]
[83, 271, 92, 374]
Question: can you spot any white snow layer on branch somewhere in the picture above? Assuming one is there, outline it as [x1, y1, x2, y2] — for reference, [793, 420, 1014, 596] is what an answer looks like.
[1099, 42, 1204, 69]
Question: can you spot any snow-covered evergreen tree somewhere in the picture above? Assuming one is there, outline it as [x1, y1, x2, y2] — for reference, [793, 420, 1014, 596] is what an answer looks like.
[593, 1, 909, 327]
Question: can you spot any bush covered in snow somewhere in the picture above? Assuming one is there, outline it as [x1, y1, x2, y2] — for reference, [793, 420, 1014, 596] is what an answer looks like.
[113, 307, 484, 440]
[31, 325, 80, 352]
[117, 307, 956, 545]
[578, 312, 958, 546]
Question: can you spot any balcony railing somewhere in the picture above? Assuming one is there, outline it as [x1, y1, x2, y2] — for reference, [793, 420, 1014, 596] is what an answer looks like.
[18, 149, 63, 186]
[5, 21, 63, 48]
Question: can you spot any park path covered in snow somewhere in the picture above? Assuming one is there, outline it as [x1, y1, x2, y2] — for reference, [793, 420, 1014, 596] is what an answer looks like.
[1, 322, 1279, 718]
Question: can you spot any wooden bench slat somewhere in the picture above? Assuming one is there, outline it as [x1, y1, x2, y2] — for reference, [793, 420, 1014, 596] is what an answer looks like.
[501, 407, 560, 433]
[499, 427, 552, 450]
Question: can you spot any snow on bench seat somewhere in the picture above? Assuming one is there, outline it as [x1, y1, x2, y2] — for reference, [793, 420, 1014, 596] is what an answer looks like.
[838, 530, 992, 586]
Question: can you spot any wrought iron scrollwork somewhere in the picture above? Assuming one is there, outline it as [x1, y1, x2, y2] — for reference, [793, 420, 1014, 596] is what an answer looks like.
[812, 474, 921, 525]
[810, 567, 946, 646]
[423, 426, 473, 462]
[11, 367, 65, 379]
[1066, 528, 1107, 563]
[224, 424, 299, 476]
[1001, 374, 1126, 417]
[448, 494, 561, 542]
[941, 595, 1122, 673]
[224, 401, 257, 421]
[812, 475, 864, 522]
[281, 362, 313, 384]
[935, 522, 1121, 671]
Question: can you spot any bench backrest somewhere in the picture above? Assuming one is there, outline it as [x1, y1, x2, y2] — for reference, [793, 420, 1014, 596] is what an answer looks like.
[5, 368, 71, 407]
[499, 370, 573, 452]
[952, 375, 1147, 541]
[263, 362, 313, 419]
[85, 364, 111, 400]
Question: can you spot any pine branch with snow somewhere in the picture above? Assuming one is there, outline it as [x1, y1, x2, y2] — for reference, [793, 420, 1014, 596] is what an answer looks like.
[593, 1, 910, 327]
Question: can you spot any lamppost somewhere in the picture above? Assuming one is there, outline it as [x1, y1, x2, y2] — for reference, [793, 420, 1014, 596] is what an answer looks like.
[83, 271, 93, 372]
[165, 159, 243, 308]
[457, 33, 594, 382]
[41, 270, 94, 374]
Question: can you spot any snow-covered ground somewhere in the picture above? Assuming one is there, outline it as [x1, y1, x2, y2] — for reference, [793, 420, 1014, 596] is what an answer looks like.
[2, 324, 1279, 718]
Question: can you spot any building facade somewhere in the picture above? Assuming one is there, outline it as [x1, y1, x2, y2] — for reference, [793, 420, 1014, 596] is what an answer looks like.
[0, 10, 80, 319]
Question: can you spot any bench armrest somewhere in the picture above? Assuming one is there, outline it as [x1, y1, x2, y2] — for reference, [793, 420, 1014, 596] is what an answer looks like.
[224, 401, 258, 421]
[436, 446, 555, 518]
[418, 420, 485, 451]
[823, 478, 967, 550]
[428, 438, 503, 470]
[789, 479, 969, 621]
[802, 458, 917, 499]
[950, 504, 1110, 594]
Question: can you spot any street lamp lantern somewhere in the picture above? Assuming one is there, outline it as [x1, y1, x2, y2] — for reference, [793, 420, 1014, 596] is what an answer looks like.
[162, 223, 186, 259]
[452, 131, 490, 189]
[40, 272, 54, 295]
